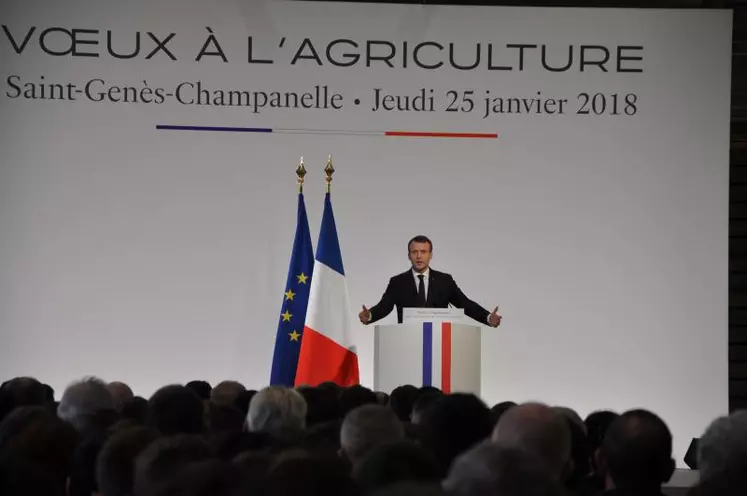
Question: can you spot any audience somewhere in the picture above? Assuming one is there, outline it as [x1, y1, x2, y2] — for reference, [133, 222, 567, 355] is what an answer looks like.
[211, 380, 246, 406]
[697, 410, 747, 481]
[133, 434, 212, 495]
[491, 402, 572, 482]
[247, 385, 307, 442]
[355, 441, 441, 493]
[97, 426, 159, 496]
[443, 442, 564, 496]
[185, 381, 212, 401]
[596, 409, 675, 494]
[57, 377, 117, 436]
[418, 393, 494, 476]
[340, 404, 405, 472]
[147, 385, 204, 436]
[0, 375, 735, 496]
[107, 382, 134, 412]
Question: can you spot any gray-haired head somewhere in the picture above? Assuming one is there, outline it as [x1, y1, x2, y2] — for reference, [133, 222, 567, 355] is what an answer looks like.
[443, 442, 563, 496]
[698, 410, 747, 480]
[246, 386, 307, 441]
[340, 404, 405, 470]
[107, 381, 134, 412]
[491, 402, 571, 481]
[57, 376, 115, 433]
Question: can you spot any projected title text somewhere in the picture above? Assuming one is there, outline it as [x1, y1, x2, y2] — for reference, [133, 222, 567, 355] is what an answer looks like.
[1, 26, 644, 118]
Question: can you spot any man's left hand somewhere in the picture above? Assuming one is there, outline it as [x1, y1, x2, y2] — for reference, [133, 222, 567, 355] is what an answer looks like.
[489, 306, 502, 327]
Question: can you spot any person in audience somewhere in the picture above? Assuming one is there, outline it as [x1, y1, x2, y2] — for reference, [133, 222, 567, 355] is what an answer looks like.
[299, 386, 342, 426]
[68, 433, 109, 496]
[375, 391, 390, 406]
[563, 415, 593, 493]
[0, 377, 47, 418]
[555, 406, 588, 436]
[121, 396, 149, 425]
[595, 409, 674, 496]
[107, 382, 134, 412]
[490, 401, 517, 425]
[205, 401, 245, 433]
[144, 459, 254, 496]
[355, 440, 441, 493]
[371, 481, 446, 496]
[585, 410, 619, 492]
[411, 392, 443, 426]
[147, 385, 205, 436]
[585, 411, 619, 455]
[246, 385, 307, 443]
[210, 381, 246, 406]
[340, 385, 378, 417]
[133, 434, 212, 496]
[389, 385, 420, 422]
[491, 402, 572, 482]
[443, 442, 564, 496]
[0, 406, 79, 492]
[57, 376, 117, 435]
[419, 393, 494, 476]
[185, 381, 212, 401]
[697, 410, 747, 481]
[0, 458, 65, 496]
[265, 451, 360, 496]
[340, 404, 405, 473]
[233, 390, 257, 417]
[97, 426, 159, 496]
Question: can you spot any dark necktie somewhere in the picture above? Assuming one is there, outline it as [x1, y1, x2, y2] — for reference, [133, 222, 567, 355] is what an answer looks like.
[417, 274, 426, 307]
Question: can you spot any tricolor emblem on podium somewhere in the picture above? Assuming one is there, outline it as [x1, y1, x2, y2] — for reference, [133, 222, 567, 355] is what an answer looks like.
[374, 309, 482, 396]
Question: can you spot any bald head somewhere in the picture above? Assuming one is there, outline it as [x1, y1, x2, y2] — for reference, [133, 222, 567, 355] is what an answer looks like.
[491, 402, 571, 480]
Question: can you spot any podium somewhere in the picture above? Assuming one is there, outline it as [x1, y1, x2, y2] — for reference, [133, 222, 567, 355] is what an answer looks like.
[373, 308, 481, 395]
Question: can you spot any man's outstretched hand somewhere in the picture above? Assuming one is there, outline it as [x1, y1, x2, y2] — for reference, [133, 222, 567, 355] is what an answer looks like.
[489, 306, 502, 327]
[359, 305, 372, 324]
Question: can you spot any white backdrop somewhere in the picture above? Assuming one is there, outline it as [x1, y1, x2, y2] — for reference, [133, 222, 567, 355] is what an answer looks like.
[0, 0, 732, 463]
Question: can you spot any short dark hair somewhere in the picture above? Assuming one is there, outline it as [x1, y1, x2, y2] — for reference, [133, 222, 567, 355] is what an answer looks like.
[0, 406, 79, 487]
[411, 392, 443, 422]
[419, 393, 494, 476]
[97, 426, 158, 496]
[339, 385, 378, 418]
[601, 409, 674, 490]
[389, 385, 420, 422]
[147, 386, 204, 436]
[1, 377, 47, 411]
[408, 236, 433, 252]
[133, 435, 212, 495]
[185, 381, 212, 401]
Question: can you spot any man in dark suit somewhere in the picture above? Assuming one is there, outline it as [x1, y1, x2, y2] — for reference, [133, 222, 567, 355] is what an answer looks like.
[359, 235, 502, 327]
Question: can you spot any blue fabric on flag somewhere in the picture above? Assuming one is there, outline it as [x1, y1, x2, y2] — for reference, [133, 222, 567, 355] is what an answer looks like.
[270, 193, 314, 387]
[315, 193, 345, 276]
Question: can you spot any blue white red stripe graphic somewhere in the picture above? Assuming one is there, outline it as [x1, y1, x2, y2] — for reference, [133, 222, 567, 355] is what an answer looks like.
[156, 124, 498, 140]
[421, 321, 453, 393]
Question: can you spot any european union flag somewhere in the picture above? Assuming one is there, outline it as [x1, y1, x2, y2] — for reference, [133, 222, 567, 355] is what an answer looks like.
[270, 192, 314, 386]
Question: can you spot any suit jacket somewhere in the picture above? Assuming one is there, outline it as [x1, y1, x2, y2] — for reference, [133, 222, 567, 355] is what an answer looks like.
[368, 268, 490, 324]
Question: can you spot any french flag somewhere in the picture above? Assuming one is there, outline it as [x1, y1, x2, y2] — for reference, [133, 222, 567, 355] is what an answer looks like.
[422, 322, 453, 394]
[295, 192, 360, 386]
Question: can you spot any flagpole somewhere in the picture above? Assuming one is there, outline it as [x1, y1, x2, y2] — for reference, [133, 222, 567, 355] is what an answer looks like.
[297, 157, 306, 193]
[325, 154, 334, 193]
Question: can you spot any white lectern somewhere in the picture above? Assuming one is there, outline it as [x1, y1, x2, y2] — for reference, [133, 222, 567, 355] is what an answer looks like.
[373, 308, 481, 395]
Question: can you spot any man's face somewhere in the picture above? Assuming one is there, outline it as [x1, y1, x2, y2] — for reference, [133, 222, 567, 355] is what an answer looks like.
[408, 241, 432, 273]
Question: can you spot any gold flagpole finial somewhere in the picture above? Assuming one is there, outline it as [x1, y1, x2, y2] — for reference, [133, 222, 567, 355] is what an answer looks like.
[296, 157, 307, 193]
[324, 155, 334, 193]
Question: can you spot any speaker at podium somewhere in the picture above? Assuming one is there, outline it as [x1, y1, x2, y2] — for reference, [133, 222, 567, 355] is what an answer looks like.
[373, 308, 482, 395]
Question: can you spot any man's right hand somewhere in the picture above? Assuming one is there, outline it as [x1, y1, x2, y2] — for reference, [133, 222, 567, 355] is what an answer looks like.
[359, 305, 371, 324]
